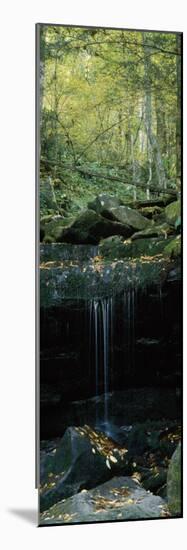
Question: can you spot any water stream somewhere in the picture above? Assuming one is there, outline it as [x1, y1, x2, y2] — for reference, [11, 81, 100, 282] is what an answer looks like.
[40, 244, 181, 440]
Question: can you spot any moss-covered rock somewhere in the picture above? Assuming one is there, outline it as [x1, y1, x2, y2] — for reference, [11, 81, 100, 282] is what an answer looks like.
[42, 216, 75, 242]
[131, 223, 174, 241]
[163, 235, 181, 258]
[57, 209, 133, 244]
[165, 200, 181, 226]
[99, 236, 170, 260]
[43, 235, 54, 244]
[88, 194, 122, 214]
[99, 236, 126, 258]
[102, 205, 151, 231]
[167, 442, 182, 516]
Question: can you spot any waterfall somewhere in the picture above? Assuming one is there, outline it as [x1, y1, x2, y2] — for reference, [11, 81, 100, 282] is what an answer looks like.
[90, 297, 112, 426]
[101, 299, 110, 424]
[94, 300, 99, 402]
[89, 291, 137, 427]
[124, 289, 136, 374]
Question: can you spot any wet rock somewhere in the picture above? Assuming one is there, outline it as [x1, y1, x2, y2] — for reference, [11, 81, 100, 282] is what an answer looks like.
[166, 263, 181, 282]
[68, 389, 180, 430]
[40, 256, 169, 303]
[88, 194, 122, 214]
[40, 425, 128, 512]
[167, 442, 182, 516]
[40, 475, 167, 525]
[57, 209, 132, 244]
[143, 469, 167, 494]
[40, 243, 99, 263]
[102, 205, 151, 231]
[136, 337, 160, 346]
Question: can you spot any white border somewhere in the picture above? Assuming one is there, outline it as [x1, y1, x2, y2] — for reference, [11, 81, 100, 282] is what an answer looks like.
[0, 0, 186, 548]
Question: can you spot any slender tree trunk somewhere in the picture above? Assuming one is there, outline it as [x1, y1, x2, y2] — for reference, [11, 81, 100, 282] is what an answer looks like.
[53, 53, 59, 179]
[142, 33, 167, 194]
[39, 26, 46, 125]
[155, 95, 167, 155]
[143, 34, 153, 199]
[130, 133, 137, 200]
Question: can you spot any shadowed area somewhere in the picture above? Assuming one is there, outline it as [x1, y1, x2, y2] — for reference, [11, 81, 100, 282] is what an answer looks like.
[8, 509, 38, 526]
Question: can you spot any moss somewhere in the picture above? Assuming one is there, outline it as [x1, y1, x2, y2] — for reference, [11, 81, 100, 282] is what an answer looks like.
[99, 236, 125, 258]
[99, 236, 175, 261]
[163, 235, 181, 258]
[42, 216, 75, 242]
[165, 200, 181, 226]
[131, 222, 174, 241]
[57, 209, 133, 244]
[43, 235, 54, 244]
[167, 443, 181, 516]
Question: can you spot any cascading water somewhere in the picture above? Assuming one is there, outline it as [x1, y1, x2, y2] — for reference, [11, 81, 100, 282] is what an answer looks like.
[124, 289, 136, 373]
[101, 299, 110, 424]
[89, 297, 113, 428]
[88, 290, 137, 430]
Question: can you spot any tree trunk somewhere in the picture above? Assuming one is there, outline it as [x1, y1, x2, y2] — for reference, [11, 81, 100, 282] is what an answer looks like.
[155, 95, 167, 155]
[142, 33, 167, 193]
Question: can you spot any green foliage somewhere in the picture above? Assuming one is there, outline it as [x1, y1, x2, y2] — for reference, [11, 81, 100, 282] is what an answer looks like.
[39, 25, 181, 221]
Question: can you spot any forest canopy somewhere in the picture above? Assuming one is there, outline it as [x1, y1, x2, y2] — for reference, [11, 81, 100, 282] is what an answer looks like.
[39, 26, 182, 220]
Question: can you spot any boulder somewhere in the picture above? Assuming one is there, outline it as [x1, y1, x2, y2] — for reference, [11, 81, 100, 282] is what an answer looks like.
[163, 235, 181, 258]
[40, 425, 128, 512]
[57, 210, 133, 244]
[99, 236, 170, 260]
[98, 235, 126, 259]
[165, 200, 181, 227]
[88, 194, 122, 214]
[131, 223, 174, 241]
[40, 475, 167, 525]
[102, 205, 151, 231]
[167, 442, 182, 516]
[42, 217, 73, 242]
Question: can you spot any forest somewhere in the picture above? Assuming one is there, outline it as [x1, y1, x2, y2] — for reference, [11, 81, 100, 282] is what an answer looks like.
[39, 26, 182, 527]
[40, 26, 181, 232]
